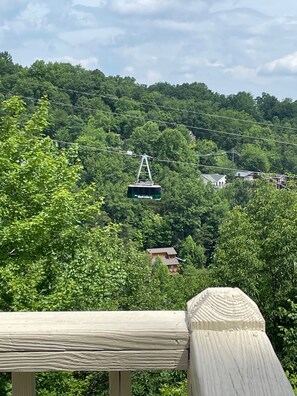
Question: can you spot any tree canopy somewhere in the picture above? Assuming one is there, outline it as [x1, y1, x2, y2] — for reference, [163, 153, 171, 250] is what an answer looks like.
[0, 53, 296, 394]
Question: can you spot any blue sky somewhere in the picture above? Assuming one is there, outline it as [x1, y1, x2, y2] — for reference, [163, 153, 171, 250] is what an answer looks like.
[1, 0, 297, 99]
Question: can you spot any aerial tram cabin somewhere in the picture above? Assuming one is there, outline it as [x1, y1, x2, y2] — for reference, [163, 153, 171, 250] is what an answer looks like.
[127, 183, 161, 200]
[127, 154, 161, 200]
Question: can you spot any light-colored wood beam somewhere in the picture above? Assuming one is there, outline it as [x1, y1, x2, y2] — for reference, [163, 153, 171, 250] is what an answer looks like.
[109, 372, 131, 396]
[12, 372, 35, 396]
[109, 372, 120, 396]
[0, 311, 188, 372]
[0, 287, 293, 396]
[0, 311, 188, 352]
[187, 287, 295, 396]
[1, 349, 188, 372]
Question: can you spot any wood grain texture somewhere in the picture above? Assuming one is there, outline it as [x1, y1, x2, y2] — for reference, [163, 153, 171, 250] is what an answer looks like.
[0, 332, 188, 352]
[0, 311, 189, 352]
[109, 372, 120, 396]
[187, 287, 265, 331]
[109, 372, 131, 396]
[187, 288, 294, 395]
[190, 330, 295, 396]
[0, 350, 188, 371]
[0, 310, 189, 372]
[1, 287, 294, 396]
[119, 372, 131, 396]
[12, 372, 35, 396]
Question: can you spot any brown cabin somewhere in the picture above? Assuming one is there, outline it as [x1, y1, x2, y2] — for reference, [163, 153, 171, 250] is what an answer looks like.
[146, 247, 180, 273]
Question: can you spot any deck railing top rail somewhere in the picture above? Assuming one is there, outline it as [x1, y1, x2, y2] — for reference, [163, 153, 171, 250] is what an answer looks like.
[1, 287, 294, 396]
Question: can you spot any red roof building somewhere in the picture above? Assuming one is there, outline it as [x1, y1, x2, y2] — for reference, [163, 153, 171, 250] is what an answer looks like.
[146, 247, 181, 273]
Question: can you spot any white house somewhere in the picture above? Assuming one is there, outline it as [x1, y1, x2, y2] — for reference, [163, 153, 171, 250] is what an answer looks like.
[235, 171, 258, 181]
[201, 174, 227, 189]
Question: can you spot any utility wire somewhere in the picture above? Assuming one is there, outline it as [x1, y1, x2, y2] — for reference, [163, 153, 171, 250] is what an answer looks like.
[56, 87, 297, 133]
[5, 93, 297, 177]
[53, 138, 296, 178]
[198, 151, 230, 157]
[56, 139, 137, 157]
[12, 93, 297, 149]
[54, 138, 242, 171]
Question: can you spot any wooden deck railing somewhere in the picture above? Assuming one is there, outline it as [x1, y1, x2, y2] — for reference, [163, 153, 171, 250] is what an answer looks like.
[0, 288, 294, 396]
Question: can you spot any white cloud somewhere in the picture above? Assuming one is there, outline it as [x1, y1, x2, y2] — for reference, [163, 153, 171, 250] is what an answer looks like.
[69, 8, 98, 27]
[209, 0, 241, 13]
[59, 27, 125, 45]
[124, 65, 135, 74]
[260, 52, 297, 75]
[235, 0, 297, 17]
[281, 17, 297, 26]
[72, 0, 107, 7]
[0, 0, 27, 12]
[224, 65, 257, 79]
[0, 1, 52, 35]
[47, 56, 99, 69]
[17, 1, 50, 29]
[116, 45, 159, 64]
[205, 59, 225, 68]
[110, 0, 173, 15]
[184, 73, 194, 81]
[145, 69, 162, 83]
[153, 19, 197, 32]
[2, 0, 297, 99]
[180, 56, 203, 72]
[180, 57, 225, 72]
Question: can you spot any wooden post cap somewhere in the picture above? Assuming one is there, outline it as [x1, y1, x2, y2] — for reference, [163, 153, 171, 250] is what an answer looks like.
[187, 287, 265, 331]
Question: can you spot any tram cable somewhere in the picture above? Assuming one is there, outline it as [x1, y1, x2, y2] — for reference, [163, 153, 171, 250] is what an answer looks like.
[54, 138, 297, 179]
[56, 87, 297, 133]
[12, 93, 297, 149]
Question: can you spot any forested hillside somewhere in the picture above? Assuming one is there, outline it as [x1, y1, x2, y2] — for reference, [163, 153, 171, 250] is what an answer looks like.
[0, 52, 296, 395]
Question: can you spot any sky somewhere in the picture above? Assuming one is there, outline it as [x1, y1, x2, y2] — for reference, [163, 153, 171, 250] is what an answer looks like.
[1, 0, 297, 100]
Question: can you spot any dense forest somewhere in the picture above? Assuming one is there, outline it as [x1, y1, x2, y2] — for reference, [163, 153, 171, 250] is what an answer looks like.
[0, 51, 296, 395]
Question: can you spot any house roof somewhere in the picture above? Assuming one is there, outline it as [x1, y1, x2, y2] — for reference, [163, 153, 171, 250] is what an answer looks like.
[161, 257, 180, 266]
[147, 247, 177, 255]
[201, 174, 226, 183]
[235, 170, 256, 177]
[274, 174, 287, 180]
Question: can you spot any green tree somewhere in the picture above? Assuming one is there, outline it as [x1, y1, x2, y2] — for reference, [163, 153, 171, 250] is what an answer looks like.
[278, 299, 297, 393]
[212, 183, 297, 387]
[160, 380, 187, 396]
[128, 121, 161, 155]
[240, 143, 270, 172]
[140, 211, 173, 249]
[0, 96, 101, 311]
[195, 139, 220, 166]
[219, 178, 256, 208]
[0, 96, 187, 394]
[225, 91, 260, 120]
[0, 51, 15, 75]
[179, 235, 206, 268]
[256, 92, 280, 120]
[156, 127, 196, 163]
